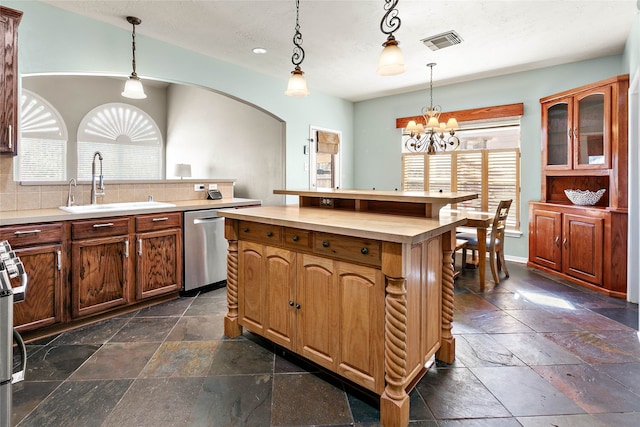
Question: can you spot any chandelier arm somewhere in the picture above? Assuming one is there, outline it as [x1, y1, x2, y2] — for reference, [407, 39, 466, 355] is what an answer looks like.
[380, 0, 401, 37]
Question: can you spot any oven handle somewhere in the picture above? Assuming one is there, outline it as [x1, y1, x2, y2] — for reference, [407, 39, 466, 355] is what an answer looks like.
[10, 260, 28, 300]
[11, 328, 26, 383]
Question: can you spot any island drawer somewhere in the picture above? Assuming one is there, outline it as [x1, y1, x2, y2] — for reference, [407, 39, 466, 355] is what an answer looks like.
[238, 221, 283, 245]
[71, 217, 130, 240]
[283, 228, 311, 250]
[135, 212, 182, 232]
[0, 222, 64, 247]
[313, 232, 381, 266]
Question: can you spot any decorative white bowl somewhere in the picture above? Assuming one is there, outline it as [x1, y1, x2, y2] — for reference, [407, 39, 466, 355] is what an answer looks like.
[564, 188, 606, 206]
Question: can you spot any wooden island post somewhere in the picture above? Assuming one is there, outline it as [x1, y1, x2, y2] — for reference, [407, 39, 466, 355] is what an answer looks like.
[218, 189, 476, 427]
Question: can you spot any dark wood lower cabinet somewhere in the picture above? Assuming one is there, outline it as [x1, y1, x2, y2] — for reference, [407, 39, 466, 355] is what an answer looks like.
[136, 228, 182, 300]
[528, 202, 626, 298]
[72, 235, 130, 318]
[12, 244, 63, 332]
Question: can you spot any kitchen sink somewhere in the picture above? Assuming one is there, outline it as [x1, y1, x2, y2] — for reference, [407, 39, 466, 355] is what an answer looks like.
[59, 201, 176, 213]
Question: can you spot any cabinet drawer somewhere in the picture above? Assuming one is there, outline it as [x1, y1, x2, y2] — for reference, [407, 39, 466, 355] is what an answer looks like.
[72, 217, 130, 240]
[238, 221, 282, 245]
[136, 212, 181, 232]
[283, 228, 311, 250]
[314, 232, 381, 266]
[0, 223, 64, 247]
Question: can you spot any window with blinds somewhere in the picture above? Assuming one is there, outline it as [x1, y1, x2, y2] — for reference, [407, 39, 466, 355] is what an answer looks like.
[16, 90, 68, 181]
[401, 119, 520, 230]
[77, 103, 163, 181]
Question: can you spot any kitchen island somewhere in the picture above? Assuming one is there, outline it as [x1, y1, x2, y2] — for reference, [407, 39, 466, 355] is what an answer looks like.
[217, 189, 475, 427]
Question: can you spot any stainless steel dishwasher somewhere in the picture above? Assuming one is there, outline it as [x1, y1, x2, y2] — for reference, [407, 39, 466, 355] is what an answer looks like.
[183, 209, 228, 291]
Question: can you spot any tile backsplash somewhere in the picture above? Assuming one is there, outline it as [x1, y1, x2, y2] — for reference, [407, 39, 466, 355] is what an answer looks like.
[0, 157, 234, 212]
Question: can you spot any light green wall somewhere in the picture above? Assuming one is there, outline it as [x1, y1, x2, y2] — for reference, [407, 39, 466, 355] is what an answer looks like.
[9, 0, 355, 191]
[353, 56, 625, 258]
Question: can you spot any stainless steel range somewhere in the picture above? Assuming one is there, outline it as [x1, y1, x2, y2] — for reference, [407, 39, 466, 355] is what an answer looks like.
[1, 240, 28, 427]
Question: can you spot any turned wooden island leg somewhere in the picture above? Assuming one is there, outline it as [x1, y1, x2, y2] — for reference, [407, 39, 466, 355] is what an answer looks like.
[224, 221, 242, 338]
[380, 275, 409, 427]
[436, 230, 455, 364]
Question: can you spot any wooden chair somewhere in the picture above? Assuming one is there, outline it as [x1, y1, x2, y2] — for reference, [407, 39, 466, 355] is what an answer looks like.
[457, 199, 512, 285]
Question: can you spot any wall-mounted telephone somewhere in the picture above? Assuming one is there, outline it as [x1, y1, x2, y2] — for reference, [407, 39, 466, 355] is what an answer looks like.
[207, 189, 223, 200]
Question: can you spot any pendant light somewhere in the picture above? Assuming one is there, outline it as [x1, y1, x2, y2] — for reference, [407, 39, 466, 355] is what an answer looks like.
[285, 0, 309, 97]
[122, 16, 147, 99]
[377, 0, 406, 76]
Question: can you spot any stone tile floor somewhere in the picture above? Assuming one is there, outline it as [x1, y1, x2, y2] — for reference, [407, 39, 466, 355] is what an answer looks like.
[11, 262, 640, 426]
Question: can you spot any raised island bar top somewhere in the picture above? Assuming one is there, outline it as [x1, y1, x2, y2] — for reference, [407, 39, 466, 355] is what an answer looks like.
[217, 189, 475, 427]
[274, 188, 477, 218]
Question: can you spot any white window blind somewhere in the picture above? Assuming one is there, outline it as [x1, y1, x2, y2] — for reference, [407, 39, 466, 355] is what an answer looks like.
[16, 90, 67, 181]
[77, 103, 163, 181]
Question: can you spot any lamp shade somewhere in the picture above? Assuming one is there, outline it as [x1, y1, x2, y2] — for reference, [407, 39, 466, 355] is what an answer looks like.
[174, 163, 192, 179]
[376, 43, 406, 76]
[285, 69, 309, 97]
[122, 76, 147, 99]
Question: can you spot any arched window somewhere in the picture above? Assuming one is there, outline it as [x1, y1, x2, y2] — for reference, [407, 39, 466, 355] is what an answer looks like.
[16, 90, 68, 181]
[77, 103, 163, 180]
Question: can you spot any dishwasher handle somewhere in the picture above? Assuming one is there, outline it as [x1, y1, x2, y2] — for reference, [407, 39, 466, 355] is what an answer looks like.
[193, 217, 223, 225]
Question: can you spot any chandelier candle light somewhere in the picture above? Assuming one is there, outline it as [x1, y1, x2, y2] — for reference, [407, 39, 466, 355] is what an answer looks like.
[285, 0, 309, 97]
[122, 16, 147, 99]
[377, 0, 406, 76]
[405, 63, 460, 154]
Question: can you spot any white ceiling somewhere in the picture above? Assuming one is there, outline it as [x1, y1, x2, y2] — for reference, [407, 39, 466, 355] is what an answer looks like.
[40, 0, 638, 102]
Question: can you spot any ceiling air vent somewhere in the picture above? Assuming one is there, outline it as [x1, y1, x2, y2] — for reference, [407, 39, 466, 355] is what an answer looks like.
[421, 31, 463, 51]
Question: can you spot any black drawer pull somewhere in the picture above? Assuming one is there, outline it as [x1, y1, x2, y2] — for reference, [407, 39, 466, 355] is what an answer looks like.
[243, 227, 249, 233]
[266, 231, 273, 237]
[322, 241, 329, 248]
[292, 235, 299, 242]
[296, 304, 301, 310]
[361, 247, 369, 255]
[289, 300, 294, 306]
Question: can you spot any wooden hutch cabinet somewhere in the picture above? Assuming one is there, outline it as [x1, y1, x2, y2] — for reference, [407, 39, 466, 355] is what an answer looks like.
[0, 6, 22, 155]
[529, 75, 629, 298]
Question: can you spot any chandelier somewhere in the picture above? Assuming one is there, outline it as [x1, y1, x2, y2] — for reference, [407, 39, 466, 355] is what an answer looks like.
[405, 63, 460, 154]
[376, 0, 406, 76]
[285, 0, 309, 97]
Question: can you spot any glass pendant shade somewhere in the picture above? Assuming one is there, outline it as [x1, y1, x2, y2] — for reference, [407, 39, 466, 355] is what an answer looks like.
[122, 76, 147, 99]
[377, 42, 406, 76]
[285, 69, 309, 97]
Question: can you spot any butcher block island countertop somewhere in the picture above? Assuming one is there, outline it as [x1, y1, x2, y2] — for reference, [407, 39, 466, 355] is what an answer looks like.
[217, 189, 475, 427]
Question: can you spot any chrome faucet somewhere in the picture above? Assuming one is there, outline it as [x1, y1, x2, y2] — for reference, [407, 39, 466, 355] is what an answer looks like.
[66, 178, 76, 207]
[90, 151, 105, 204]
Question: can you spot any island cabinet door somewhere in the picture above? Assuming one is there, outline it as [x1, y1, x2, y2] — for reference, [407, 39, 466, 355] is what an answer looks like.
[238, 241, 267, 334]
[296, 254, 339, 372]
[336, 261, 385, 394]
[263, 246, 297, 349]
[562, 213, 603, 284]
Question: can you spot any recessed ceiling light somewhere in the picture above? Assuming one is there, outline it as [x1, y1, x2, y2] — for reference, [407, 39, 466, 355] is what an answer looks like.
[252, 47, 267, 54]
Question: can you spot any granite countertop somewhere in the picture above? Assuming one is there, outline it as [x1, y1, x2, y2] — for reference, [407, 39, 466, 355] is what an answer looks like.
[217, 205, 467, 244]
[0, 198, 261, 226]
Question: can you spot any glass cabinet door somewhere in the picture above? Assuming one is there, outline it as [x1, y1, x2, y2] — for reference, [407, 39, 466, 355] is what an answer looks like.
[575, 88, 609, 169]
[544, 99, 571, 169]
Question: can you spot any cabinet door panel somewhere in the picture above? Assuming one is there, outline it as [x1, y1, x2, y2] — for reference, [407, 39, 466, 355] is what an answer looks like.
[530, 209, 562, 271]
[336, 261, 384, 393]
[238, 241, 266, 333]
[296, 254, 338, 370]
[12, 244, 63, 331]
[136, 229, 181, 300]
[72, 236, 129, 318]
[543, 98, 572, 170]
[574, 86, 611, 170]
[264, 246, 296, 349]
[563, 214, 603, 284]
